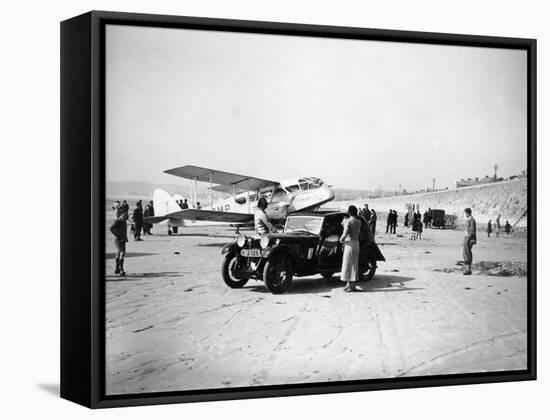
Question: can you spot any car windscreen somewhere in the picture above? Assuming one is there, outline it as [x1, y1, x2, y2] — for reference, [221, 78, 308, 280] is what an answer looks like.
[284, 216, 323, 235]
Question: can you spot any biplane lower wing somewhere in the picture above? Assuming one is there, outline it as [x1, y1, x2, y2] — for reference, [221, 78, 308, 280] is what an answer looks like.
[145, 209, 254, 224]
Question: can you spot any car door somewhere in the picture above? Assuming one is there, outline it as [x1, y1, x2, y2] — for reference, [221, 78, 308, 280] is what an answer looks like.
[316, 214, 345, 268]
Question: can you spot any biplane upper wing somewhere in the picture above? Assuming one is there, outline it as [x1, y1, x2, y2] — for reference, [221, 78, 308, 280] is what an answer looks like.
[209, 184, 242, 193]
[145, 208, 254, 224]
[164, 165, 279, 191]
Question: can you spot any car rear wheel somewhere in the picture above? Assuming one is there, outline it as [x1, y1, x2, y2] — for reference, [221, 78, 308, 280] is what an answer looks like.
[360, 258, 377, 282]
[222, 253, 249, 288]
[263, 254, 293, 294]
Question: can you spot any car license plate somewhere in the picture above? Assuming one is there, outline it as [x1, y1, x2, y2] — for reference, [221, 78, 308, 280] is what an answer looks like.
[241, 248, 261, 258]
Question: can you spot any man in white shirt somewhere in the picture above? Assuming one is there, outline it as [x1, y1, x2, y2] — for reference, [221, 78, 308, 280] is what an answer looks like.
[254, 197, 274, 235]
[463, 207, 477, 275]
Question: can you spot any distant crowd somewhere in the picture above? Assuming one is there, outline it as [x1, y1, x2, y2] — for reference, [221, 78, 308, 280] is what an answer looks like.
[112, 199, 155, 241]
[486, 214, 512, 238]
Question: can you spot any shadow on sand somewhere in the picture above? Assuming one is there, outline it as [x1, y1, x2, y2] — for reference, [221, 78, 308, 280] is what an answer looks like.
[163, 233, 236, 239]
[197, 242, 231, 248]
[105, 271, 181, 282]
[245, 273, 420, 295]
[105, 252, 158, 259]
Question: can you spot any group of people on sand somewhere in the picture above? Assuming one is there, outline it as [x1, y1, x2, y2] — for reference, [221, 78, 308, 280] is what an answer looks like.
[385, 209, 399, 234]
[486, 214, 512, 238]
[337, 205, 509, 280]
[112, 199, 155, 241]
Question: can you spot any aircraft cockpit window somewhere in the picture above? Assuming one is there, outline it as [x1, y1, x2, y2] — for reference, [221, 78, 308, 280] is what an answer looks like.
[286, 185, 300, 193]
[274, 188, 286, 198]
[299, 182, 309, 190]
[308, 182, 320, 189]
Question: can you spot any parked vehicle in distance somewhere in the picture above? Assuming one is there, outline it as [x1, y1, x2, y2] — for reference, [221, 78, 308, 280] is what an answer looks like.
[429, 209, 457, 229]
[221, 211, 385, 294]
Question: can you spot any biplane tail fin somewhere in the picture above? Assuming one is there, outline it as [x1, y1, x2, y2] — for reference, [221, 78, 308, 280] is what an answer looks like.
[148, 188, 184, 223]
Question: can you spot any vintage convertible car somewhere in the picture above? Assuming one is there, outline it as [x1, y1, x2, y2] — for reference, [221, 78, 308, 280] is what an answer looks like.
[221, 211, 385, 294]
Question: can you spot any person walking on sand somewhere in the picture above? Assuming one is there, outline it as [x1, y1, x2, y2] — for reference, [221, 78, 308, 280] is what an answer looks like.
[487, 220, 492, 238]
[110, 211, 129, 276]
[495, 214, 501, 237]
[386, 209, 393, 234]
[504, 220, 512, 237]
[463, 208, 477, 275]
[340, 205, 362, 292]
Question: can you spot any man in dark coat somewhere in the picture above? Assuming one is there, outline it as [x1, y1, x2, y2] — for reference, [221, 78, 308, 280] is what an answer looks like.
[110, 211, 129, 275]
[423, 211, 430, 229]
[386, 209, 393, 234]
[182, 199, 189, 209]
[132, 200, 144, 241]
[463, 208, 477, 275]
[369, 209, 377, 235]
[143, 202, 154, 235]
[360, 204, 371, 222]
[391, 210, 398, 234]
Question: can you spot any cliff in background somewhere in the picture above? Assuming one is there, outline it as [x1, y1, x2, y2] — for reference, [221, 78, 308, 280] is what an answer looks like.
[329, 178, 528, 227]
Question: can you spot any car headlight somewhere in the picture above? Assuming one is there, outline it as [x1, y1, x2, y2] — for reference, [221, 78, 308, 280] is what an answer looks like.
[236, 235, 247, 247]
[260, 236, 270, 249]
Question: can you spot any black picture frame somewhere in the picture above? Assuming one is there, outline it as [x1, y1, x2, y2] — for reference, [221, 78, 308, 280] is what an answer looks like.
[60, 10, 537, 409]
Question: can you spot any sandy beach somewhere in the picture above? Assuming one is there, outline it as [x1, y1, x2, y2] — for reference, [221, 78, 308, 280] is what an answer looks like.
[105, 222, 527, 395]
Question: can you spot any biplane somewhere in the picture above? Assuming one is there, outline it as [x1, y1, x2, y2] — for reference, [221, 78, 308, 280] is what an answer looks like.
[145, 165, 335, 234]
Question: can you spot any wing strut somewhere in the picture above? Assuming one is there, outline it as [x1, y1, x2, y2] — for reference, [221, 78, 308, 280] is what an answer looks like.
[209, 172, 213, 207]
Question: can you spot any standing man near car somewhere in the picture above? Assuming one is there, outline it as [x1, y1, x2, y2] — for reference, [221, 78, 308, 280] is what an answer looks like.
[255, 197, 274, 235]
[360, 204, 371, 222]
[463, 208, 477, 275]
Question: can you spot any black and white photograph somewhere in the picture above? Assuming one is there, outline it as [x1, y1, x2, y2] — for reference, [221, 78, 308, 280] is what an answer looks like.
[104, 22, 530, 396]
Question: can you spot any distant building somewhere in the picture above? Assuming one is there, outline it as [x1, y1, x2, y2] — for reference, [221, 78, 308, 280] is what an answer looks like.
[456, 170, 525, 188]
[456, 176, 493, 188]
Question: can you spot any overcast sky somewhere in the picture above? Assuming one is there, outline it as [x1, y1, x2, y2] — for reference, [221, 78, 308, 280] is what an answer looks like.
[106, 24, 527, 191]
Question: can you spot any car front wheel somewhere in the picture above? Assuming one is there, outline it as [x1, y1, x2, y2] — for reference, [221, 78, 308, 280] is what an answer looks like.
[221, 253, 249, 288]
[263, 254, 293, 294]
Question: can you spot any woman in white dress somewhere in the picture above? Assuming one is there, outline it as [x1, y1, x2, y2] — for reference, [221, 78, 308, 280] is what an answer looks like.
[340, 205, 362, 292]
